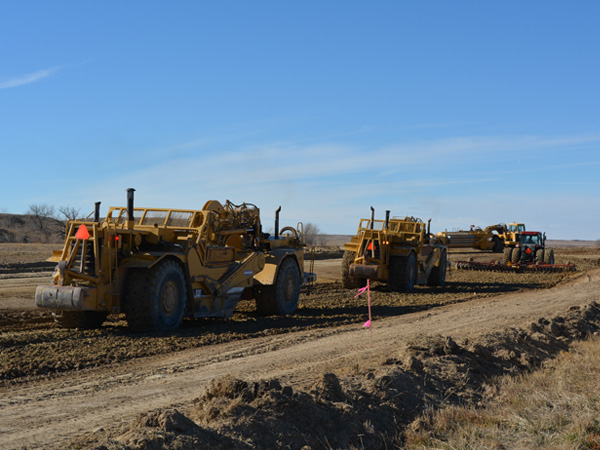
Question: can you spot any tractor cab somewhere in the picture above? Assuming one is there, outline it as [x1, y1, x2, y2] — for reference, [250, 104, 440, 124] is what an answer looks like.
[518, 232, 543, 246]
[516, 231, 546, 263]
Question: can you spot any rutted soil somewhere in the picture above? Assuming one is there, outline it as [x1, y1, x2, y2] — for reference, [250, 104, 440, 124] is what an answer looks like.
[0, 261, 56, 274]
[1, 245, 600, 449]
[0, 267, 575, 382]
[89, 301, 600, 450]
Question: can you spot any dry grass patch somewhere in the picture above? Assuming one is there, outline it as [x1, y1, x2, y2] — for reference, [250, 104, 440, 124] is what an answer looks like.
[405, 336, 600, 449]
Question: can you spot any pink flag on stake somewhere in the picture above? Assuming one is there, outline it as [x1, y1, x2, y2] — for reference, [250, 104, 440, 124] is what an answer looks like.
[356, 280, 373, 332]
[354, 285, 368, 298]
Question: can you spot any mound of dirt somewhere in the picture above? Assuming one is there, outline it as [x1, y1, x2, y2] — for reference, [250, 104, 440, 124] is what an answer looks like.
[88, 302, 600, 450]
[100, 408, 237, 450]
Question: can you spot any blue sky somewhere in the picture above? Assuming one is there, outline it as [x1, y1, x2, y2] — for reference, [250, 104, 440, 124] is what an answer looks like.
[1, 1, 599, 239]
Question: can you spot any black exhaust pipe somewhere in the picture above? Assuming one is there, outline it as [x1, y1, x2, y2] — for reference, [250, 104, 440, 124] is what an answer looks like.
[385, 210, 390, 229]
[127, 188, 135, 226]
[370, 206, 375, 229]
[368, 207, 376, 258]
[94, 202, 101, 222]
[274, 206, 281, 239]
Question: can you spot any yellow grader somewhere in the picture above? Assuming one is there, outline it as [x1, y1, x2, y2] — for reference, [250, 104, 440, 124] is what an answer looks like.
[500, 222, 526, 263]
[342, 208, 447, 291]
[36, 189, 315, 331]
[503, 222, 526, 244]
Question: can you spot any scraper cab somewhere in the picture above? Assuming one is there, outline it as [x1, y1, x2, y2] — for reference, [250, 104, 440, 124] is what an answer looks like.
[341, 207, 447, 292]
[35, 189, 315, 331]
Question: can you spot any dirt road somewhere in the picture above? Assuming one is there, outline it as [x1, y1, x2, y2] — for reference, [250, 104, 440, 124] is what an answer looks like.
[1, 245, 599, 448]
[2, 266, 600, 449]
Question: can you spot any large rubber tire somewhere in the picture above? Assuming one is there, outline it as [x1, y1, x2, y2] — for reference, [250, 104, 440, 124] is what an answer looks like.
[511, 247, 522, 264]
[503, 247, 512, 264]
[427, 250, 447, 287]
[388, 252, 417, 292]
[341, 251, 364, 289]
[52, 311, 108, 329]
[544, 249, 555, 265]
[536, 249, 545, 265]
[492, 236, 504, 253]
[255, 258, 301, 316]
[124, 259, 187, 332]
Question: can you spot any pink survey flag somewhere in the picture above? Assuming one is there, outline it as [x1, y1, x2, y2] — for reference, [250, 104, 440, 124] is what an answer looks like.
[355, 280, 373, 331]
[354, 285, 368, 298]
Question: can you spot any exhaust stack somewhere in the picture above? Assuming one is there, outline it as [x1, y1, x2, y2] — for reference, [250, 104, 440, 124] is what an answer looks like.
[127, 188, 135, 228]
[274, 206, 281, 239]
[94, 202, 101, 222]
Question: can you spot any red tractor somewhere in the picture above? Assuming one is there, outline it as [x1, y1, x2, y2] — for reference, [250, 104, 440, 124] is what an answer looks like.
[510, 231, 555, 265]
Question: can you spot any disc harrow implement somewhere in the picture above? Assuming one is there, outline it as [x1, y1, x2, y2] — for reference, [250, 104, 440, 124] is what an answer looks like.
[455, 260, 576, 273]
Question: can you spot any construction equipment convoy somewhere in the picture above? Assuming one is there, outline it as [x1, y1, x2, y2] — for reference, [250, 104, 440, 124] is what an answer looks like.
[36, 189, 315, 331]
[342, 208, 447, 291]
[434, 221, 574, 272]
[456, 229, 575, 273]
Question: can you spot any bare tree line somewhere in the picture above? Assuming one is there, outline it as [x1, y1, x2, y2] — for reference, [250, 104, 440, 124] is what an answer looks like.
[26, 205, 320, 235]
[302, 223, 324, 246]
[18, 205, 328, 246]
[26, 204, 82, 232]
[0, 204, 83, 243]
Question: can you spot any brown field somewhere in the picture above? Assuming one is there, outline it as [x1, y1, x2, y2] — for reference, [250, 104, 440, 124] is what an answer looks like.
[1, 242, 600, 449]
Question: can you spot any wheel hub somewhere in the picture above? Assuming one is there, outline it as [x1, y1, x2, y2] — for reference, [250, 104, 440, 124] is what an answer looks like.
[161, 280, 179, 316]
[283, 275, 294, 303]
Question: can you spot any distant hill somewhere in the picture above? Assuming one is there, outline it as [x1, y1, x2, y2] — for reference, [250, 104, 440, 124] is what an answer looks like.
[0, 213, 64, 244]
[1, 213, 595, 248]
[547, 239, 600, 248]
[316, 234, 352, 247]
[0, 212, 351, 247]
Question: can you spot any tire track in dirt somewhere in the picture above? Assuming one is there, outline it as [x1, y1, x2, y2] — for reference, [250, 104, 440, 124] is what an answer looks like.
[2, 271, 600, 450]
[0, 268, 564, 382]
[0, 262, 55, 275]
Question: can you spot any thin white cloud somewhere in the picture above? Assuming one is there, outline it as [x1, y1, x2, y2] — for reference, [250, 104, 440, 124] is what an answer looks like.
[0, 66, 61, 89]
[396, 121, 481, 131]
[92, 133, 600, 200]
[380, 134, 600, 163]
[63, 132, 600, 239]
